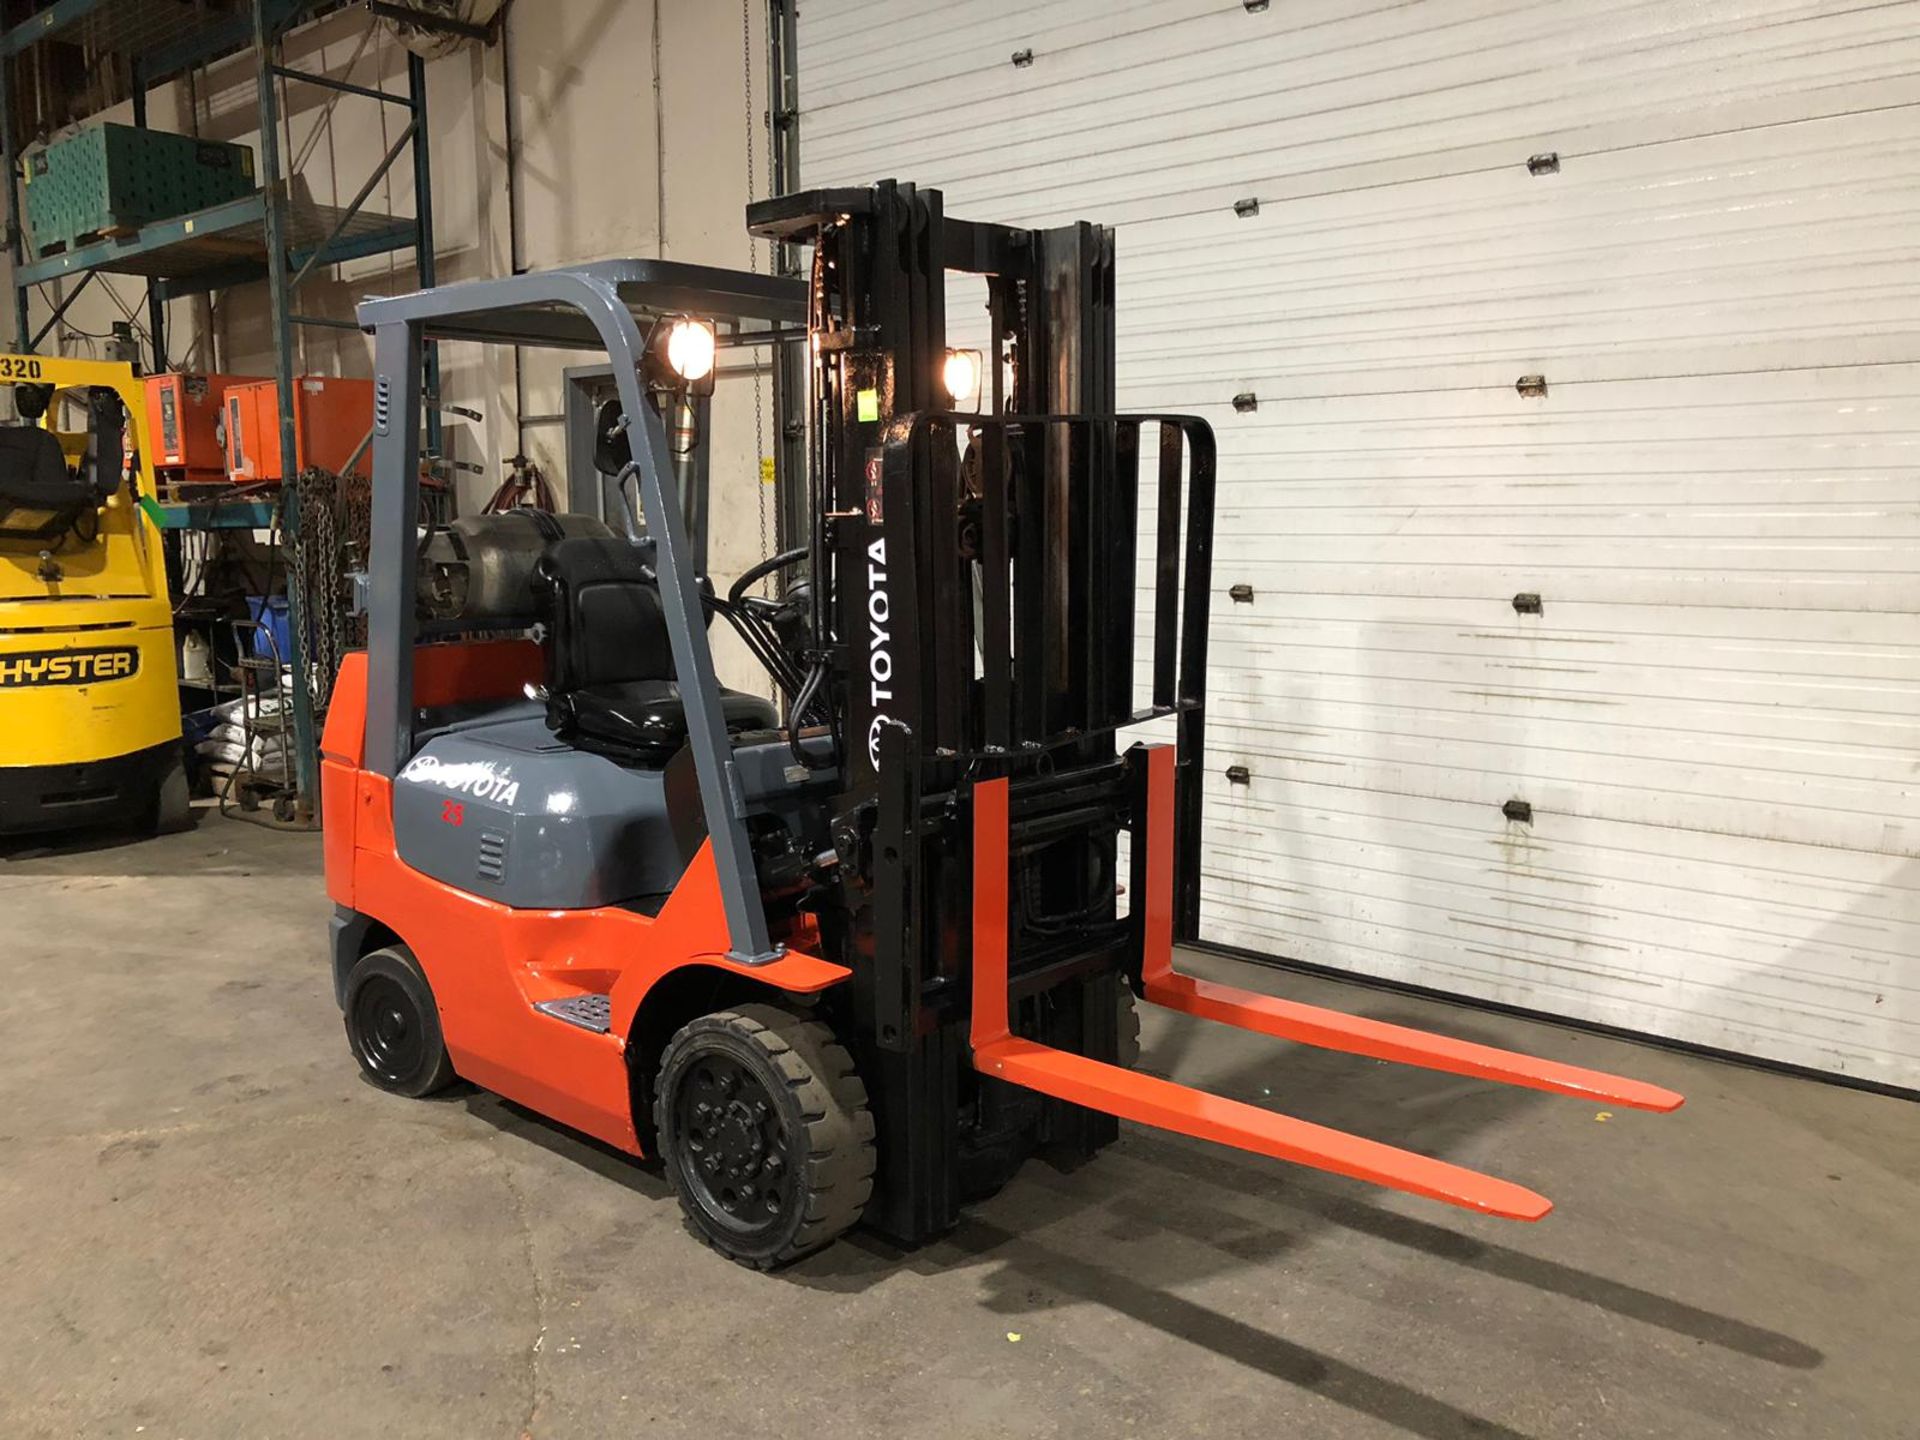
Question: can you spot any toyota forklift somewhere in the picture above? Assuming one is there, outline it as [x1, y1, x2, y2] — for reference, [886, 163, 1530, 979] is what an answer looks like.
[0, 354, 189, 836]
[323, 182, 1680, 1268]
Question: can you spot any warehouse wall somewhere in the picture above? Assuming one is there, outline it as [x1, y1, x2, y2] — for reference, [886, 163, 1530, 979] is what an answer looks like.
[5, 0, 779, 690]
[796, 0, 1920, 1088]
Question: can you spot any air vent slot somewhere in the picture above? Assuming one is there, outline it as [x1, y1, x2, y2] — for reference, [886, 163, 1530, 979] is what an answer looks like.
[477, 829, 508, 883]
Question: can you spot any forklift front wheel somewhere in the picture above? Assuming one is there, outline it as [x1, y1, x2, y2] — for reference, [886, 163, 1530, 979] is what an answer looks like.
[654, 1005, 875, 1269]
[343, 946, 457, 1098]
[147, 750, 194, 836]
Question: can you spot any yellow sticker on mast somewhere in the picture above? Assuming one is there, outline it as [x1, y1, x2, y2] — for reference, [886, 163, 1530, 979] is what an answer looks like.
[0, 647, 140, 687]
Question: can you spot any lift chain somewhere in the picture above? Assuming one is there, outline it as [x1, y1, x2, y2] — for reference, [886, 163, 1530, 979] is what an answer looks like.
[746, 0, 776, 711]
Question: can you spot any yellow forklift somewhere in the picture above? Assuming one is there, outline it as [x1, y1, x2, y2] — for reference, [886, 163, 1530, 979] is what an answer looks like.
[0, 353, 188, 835]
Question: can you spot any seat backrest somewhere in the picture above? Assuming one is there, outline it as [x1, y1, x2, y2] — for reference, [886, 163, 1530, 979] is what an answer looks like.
[0, 425, 84, 509]
[534, 536, 676, 692]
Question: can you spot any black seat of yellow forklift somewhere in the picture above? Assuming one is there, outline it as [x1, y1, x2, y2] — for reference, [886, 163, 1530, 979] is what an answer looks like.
[533, 534, 777, 765]
[0, 422, 87, 534]
[0, 424, 70, 496]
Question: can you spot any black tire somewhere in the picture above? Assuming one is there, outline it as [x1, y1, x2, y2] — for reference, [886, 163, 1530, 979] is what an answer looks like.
[147, 749, 194, 835]
[343, 946, 456, 1098]
[271, 794, 297, 823]
[654, 1003, 875, 1269]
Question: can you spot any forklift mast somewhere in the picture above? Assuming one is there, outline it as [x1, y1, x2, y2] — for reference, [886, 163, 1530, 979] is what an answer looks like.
[751, 182, 1217, 1241]
[748, 182, 1683, 1246]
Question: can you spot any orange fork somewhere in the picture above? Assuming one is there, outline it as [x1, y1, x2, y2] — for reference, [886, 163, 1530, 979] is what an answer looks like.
[967, 746, 1682, 1222]
[1133, 745, 1684, 1116]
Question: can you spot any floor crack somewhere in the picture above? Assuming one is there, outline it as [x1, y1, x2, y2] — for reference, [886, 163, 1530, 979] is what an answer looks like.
[498, 1159, 548, 1439]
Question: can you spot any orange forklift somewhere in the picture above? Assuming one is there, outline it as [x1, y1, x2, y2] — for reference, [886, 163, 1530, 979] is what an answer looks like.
[322, 183, 1679, 1268]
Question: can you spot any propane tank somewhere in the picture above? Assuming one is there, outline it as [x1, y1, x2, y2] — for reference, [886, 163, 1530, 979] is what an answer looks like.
[417, 511, 614, 622]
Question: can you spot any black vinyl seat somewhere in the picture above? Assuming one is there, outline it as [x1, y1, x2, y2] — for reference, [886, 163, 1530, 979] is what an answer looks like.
[0, 425, 89, 538]
[532, 535, 779, 766]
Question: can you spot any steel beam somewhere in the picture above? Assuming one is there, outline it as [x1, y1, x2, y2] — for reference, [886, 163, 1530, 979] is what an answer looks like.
[28, 271, 95, 350]
[253, 0, 318, 815]
[0, 37, 26, 350]
[288, 117, 418, 291]
[17, 193, 271, 288]
[0, 0, 112, 58]
[129, 61, 167, 371]
[270, 63, 409, 106]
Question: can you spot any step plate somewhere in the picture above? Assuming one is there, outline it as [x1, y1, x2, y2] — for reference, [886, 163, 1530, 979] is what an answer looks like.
[534, 993, 612, 1034]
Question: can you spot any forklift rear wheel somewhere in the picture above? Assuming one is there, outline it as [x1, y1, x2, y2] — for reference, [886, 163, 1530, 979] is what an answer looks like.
[655, 1004, 875, 1269]
[344, 946, 456, 1098]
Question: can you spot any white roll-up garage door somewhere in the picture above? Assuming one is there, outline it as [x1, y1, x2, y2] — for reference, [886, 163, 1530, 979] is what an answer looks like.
[796, 0, 1920, 1089]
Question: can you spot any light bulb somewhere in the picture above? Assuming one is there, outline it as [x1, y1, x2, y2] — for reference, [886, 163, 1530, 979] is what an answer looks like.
[665, 319, 716, 382]
[943, 348, 982, 405]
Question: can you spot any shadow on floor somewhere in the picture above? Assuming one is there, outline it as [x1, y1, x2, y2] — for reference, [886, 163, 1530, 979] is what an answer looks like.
[0, 821, 177, 864]
[786, 1199, 1548, 1440]
[0, 803, 314, 879]
[429, 993, 1823, 1440]
[965, 1213, 1543, 1440]
[797, 999, 1819, 1437]
[456, 1090, 672, 1203]
[1115, 1130, 1822, 1369]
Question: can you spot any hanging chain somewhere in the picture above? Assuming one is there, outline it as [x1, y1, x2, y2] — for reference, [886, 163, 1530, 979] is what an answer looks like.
[743, 0, 758, 279]
[745, 0, 772, 609]
[284, 466, 371, 716]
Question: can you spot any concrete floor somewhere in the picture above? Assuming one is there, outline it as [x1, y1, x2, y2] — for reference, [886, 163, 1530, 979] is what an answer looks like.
[2, 807, 1915, 1440]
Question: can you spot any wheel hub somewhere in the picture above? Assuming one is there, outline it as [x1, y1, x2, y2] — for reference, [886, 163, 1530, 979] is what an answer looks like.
[676, 1056, 791, 1230]
[353, 975, 424, 1082]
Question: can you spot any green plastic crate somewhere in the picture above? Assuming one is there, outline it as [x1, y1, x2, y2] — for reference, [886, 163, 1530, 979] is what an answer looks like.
[23, 123, 256, 258]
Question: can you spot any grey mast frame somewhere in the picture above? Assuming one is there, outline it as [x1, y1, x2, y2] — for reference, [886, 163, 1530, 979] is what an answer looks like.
[356, 259, 807, 965]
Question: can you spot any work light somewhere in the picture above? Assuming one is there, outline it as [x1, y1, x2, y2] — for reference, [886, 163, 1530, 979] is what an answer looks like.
[943, 348, 982, 406]
[666, 319, 716, 383]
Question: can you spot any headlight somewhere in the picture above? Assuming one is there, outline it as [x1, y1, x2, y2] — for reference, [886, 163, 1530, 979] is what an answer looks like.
[942, 348, 982, 406]
[665, 319, 716, 383]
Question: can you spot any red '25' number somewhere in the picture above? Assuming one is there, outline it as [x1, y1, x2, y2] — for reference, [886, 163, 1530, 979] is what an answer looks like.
[441, 799, 465, 826]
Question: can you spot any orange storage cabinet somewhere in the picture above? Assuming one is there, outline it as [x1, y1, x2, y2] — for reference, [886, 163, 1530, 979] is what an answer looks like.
[224, 375, 374, 483]
[145, 371, 265, 481]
